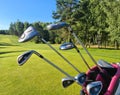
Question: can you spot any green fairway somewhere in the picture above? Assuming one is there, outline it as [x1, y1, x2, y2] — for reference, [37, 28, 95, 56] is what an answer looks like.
[0, 34, 120, 95]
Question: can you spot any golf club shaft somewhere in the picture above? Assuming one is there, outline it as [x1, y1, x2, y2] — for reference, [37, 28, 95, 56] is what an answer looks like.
[41, 38, 81, 73]
[68, 27, 103, 72]
[73, 44, 91, 70]
[33, 51, 74, 79]
[70, 39, 91, 69]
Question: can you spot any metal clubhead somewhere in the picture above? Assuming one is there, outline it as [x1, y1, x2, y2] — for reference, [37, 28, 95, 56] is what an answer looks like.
[75, 73, 86, 85]
[62, 77, 75, 88]
[47, 22, 68, 30]
[18, 26, 38, 42]
[86, 81, 103, 95]
[59, 42, 74, 50]
[17, 50, 34, 66]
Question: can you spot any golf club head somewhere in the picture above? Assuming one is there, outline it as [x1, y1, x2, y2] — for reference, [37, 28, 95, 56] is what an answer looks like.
[75, 73, 86, 85]
[18, 26, 39, 42]
[62, 77, 74, 88]
[59, 42, 74, 50]
[17, 50, 34, 66]
[47, 22, 68, 30]
[86, 81, 103, 95]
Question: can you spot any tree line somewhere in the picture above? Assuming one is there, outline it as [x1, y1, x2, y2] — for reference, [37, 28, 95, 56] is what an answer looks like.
[0, 0, 120, 49]
[8, 21, 59, 44]
[52, 0, 120, 49]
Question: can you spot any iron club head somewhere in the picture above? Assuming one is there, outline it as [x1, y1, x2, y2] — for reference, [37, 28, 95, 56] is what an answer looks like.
[75, 73, 86, 85]
[18, 26, 39, 42]
[59, 42, 74, 50]
[17, 50, 34, 66]
[47, 22, 68, 30]
[86, 81, 103, 95]
[62, 77, 75, 88]
[62, 73, 86, 88]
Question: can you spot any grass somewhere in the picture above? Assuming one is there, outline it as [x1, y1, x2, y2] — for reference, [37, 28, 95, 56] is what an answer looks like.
[0, 34, 120, 95]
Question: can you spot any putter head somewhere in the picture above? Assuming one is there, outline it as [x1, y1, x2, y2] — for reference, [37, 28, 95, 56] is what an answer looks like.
[47, 22, 68, 30]
[86, 81, 103, 95]
[59, 42, 74, 50]
[62, 77, 74, 88]
[75, 73, 86, 85]
[17, 50, 34, 66]
[18, 26, 39, 42]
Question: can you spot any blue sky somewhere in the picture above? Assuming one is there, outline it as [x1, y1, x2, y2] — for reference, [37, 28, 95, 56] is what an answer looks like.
[0, 0, 56, 30]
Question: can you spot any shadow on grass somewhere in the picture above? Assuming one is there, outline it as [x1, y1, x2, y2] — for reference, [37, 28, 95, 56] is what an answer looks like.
[0, 46, 7, 48]
[98, 48, 119, 50]
[0, 42, 19, 46]
[0, 55, 18, 58]
[0, 54, 18, 58]
[0, 50, 26, 55]
[87, 47, 117, 50]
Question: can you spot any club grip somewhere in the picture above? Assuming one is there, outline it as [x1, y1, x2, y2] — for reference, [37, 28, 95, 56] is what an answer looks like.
[47, 22, 68, 30]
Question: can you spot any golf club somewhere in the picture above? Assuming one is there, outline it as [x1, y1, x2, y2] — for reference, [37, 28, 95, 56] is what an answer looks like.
[18, 26, 81, 73]
[17, 50, 86, 88]
[86, 81, 103, 95]
[17, 50, 74, 79]
[62, 73, 86, 88]
[72, 41, 91, 70]
[47, 23, 91, 70]
[47, 22, 103, 72]
[60, 41, 91, 70]
[68, 26, 103, 72]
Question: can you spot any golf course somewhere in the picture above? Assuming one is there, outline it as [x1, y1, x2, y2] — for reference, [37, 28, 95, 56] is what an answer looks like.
[0, 34, 120, 95]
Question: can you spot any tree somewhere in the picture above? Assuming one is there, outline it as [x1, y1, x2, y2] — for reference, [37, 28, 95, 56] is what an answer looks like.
[15, 20, 24, 36]
[43, 30, 49, 41]
[0, 30, 9, 34]
[102, 0, 120, 49]
[52, 0, 80, 43]
[49, 31, 56, 44]
[24, 22, 30, 31]
[9, 23, 17, 35]
[53, 0, 79, 22]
